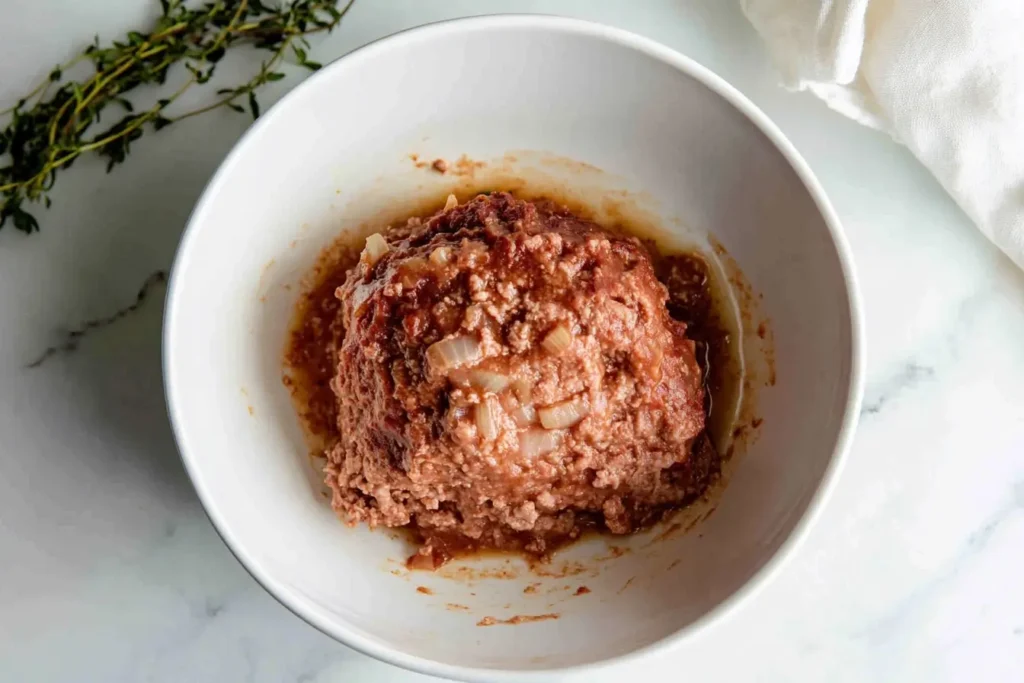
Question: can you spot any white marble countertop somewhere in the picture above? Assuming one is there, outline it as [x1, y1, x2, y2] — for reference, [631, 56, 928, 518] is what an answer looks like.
[1, 1, 1022, 682]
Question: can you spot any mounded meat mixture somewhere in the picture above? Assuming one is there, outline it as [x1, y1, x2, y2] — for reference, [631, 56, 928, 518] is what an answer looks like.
[323, 193, 719, 568]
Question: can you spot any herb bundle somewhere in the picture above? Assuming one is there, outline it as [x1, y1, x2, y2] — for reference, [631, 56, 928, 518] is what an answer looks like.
[0, 0, 353, 234]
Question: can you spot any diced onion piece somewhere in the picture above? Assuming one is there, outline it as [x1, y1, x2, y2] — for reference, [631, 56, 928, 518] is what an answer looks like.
[512, 378, 532, 404]
[476, 399, 501, 441]
[429, 247, 450, 266]
[538, 398, 589, 429]
[361, 232, 389, 266]
[520, 428, 563, 458]
[398, 257, 427, 289]
[426, 335, 482, 373]
[444, 193, 458, 211]
[542, 324, 573, 355]
[510, 403, 536, 427]
[467, 369, 510, 393]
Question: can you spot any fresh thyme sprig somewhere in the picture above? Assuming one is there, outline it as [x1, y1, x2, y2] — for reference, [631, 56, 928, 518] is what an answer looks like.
[0, 0, 353, 234]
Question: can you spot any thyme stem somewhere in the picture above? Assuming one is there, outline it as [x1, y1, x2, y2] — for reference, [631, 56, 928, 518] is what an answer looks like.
[0, 0, 355, 234]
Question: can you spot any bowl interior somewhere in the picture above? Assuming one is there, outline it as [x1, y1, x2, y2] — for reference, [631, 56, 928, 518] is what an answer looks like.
[165, 16, 858, 678]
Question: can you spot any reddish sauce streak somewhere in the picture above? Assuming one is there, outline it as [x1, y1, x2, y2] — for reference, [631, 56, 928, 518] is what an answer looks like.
[283, 243, 359, 452]
[477, 613, 560, 627]
[651, 250, 732, 424]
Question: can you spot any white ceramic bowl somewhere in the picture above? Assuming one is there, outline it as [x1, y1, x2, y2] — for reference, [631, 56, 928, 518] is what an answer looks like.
[164, 15, 863, 682]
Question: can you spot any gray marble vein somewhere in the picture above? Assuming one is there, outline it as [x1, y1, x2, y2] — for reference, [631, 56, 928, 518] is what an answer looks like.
[25, 269, 167, 368]
[861, 362, 936, 417]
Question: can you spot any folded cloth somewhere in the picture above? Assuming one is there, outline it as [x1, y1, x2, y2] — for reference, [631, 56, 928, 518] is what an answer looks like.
[742, 0, 1024, 269]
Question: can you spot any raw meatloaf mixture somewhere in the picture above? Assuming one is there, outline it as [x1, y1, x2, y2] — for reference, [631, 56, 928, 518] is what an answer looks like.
[325, 192, 718, 567]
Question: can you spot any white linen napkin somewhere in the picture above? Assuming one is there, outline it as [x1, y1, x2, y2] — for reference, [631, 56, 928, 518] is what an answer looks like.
[741, 0, 1024, 269]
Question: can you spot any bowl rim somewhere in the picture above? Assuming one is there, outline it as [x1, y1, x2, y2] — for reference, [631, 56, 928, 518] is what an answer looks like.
[163, 13, 865, 683]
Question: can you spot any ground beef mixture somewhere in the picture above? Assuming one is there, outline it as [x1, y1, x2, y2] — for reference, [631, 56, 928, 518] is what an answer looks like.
[304, 193, 720, 568]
